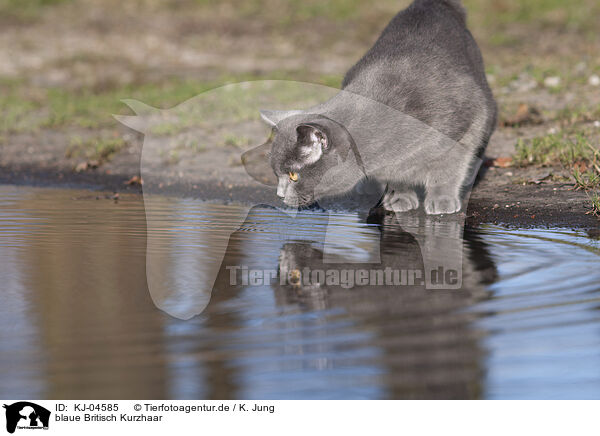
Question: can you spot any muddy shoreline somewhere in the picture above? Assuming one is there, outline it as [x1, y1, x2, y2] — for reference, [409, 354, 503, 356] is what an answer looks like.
[2, 162, 599, 230]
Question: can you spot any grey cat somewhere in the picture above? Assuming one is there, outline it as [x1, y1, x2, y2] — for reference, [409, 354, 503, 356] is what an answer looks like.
[260, 0, 496, 215]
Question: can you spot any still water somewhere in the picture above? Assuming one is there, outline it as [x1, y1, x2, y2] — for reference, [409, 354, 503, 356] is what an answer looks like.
[0, 185, 599, 399]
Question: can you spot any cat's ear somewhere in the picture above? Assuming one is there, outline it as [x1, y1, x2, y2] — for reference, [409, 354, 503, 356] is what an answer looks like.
[297, 117, 356, 163]
[259, 109, 303, 127]
[296, 124, 329, 164]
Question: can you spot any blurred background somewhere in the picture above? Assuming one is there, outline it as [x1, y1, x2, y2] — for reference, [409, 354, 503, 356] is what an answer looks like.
[1, 0, 599, 152]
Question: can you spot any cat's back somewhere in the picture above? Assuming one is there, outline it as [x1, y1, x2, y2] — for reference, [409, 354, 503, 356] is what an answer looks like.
[343, 0, 477, 88]
[341, 0, 496, 142]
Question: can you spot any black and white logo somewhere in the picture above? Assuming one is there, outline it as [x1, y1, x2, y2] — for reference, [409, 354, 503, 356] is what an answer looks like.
[3, 402, 50, 434]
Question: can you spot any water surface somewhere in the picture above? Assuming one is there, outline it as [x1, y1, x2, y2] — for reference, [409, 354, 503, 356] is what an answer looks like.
[0, 185, 599, 399]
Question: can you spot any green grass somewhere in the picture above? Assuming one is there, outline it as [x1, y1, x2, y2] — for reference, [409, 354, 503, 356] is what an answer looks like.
[45, 79, 225, 130]
[10, 0, 594, 29]
[515, 132, 600, 215]
[144, 76, 340, 136]
[189, 0, 373, 24]
[573, 167, 600, 190]
[222, 134, 251, 149]
[185, 0, 600, 32]
[277, 0, 365, 23]
[0, 71, 342, 163]
[0, 72, 342, 135]
[514, 133, 594, 167]
[165, 0, 600, 54]
[66, 135, 126, 162]
[464, 0, 600, 35]
[0, 0, 71, 22]
[3, 0, 599, 45]
[0, 96, 39, 133]
[555, 104, 600, 126]
[589, 192, 600, 217]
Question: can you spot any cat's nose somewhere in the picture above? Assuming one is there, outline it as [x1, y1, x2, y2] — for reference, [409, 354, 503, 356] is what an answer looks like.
[276, 188, 285, 198]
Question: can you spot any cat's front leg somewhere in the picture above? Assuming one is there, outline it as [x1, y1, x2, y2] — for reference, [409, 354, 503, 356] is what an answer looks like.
[382, 188, 420, 213]
[424, 184, 462, 215]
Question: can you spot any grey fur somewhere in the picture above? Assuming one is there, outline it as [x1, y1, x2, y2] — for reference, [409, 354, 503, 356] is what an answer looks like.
[263, 0, 497, 214]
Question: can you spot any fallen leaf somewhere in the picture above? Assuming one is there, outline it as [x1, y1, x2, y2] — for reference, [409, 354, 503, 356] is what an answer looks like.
[573, 161, 588, 172]
[124, 175, 143, 186]
[502, 103, 543, 127]
[493, 157, 513, 168]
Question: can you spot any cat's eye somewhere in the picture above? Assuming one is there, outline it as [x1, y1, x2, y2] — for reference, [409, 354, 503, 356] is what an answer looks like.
[288, 172, 299, 182]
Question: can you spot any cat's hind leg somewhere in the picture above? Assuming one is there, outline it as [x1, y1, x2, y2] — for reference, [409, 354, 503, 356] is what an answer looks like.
[423, 184, 462, 215]
[423, 99, 494, 215]
[423, 152, 475, 214]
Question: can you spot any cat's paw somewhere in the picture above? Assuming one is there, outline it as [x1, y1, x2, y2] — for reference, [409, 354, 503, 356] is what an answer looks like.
[383, 190, 419, 213]
[424, 195, 462, 215]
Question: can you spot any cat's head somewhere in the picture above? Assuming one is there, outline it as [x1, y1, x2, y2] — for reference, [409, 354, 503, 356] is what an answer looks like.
[260, 109, 361, 207]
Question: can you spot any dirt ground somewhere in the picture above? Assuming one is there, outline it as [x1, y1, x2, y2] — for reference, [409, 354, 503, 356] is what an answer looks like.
[1, 0, 599, 227]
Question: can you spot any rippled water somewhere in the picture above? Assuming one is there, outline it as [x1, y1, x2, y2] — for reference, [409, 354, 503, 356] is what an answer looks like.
[0, 185, 599, 399]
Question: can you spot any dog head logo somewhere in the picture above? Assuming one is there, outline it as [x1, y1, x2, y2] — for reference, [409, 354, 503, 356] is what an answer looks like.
[3, 402, 50, 434]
